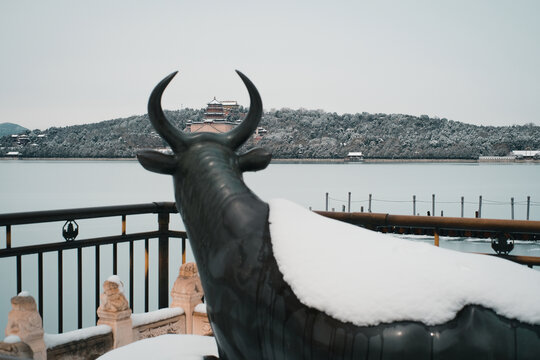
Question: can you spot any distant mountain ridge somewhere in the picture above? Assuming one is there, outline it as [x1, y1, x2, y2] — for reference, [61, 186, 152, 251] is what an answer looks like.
[0, 123, 28, 137]
[0, 109, 539, 159]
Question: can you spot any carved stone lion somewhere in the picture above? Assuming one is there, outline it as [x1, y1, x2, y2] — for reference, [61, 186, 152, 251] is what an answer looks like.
[97, 280, 129, 313]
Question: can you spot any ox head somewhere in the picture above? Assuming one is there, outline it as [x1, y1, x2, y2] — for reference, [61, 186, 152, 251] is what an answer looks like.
[137, 71, 271, 179]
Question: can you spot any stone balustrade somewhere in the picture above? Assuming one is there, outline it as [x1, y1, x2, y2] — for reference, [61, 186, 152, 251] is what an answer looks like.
[0, 262, 211, 359]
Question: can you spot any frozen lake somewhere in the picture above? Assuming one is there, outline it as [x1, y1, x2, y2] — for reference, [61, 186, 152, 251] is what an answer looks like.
[1, 160, 539, 332]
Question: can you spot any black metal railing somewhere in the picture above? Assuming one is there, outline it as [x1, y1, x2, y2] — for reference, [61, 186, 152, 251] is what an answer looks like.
[2, 203, 539, 333]
[0, 202, 186, 332]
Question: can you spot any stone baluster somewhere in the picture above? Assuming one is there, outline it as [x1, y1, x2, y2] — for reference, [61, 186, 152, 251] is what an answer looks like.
[170, 262, 204, 334]
[4, 292, 46, 360]
[97, 276, 133, 348]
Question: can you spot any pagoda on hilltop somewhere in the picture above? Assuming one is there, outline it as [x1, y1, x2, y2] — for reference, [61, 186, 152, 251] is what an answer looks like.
[186, 98, 241, 134]
[185, 98, 267, 140]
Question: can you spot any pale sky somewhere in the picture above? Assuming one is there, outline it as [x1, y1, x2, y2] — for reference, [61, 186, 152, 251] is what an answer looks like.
[1, 0, 539, 130]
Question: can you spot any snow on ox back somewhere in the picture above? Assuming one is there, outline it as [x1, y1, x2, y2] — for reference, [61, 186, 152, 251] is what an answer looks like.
[268, 199, 540, 326]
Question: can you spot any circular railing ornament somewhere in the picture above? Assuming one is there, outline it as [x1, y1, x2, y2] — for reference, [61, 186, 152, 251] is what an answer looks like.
[62, 220, 79, 242]
[491, 233, 514, 255]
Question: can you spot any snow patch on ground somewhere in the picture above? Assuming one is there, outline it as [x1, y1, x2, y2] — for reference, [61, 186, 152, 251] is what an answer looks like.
[269, 198, 540, 326]
[44, 325, 111, 349]
[97, 334, 218, 360]
[131, 307, 184, 328]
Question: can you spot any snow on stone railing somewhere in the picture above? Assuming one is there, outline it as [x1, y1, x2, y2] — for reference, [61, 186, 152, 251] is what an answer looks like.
[44, 326, 112, 360]
[1, 262, 210, 359]
[131, 308, 185, 341]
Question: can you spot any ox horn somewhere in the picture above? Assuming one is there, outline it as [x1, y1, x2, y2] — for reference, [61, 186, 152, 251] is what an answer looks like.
[148, 70, 262, 152]
[148, 71, 189, 152]
[224, 70, 263, 149]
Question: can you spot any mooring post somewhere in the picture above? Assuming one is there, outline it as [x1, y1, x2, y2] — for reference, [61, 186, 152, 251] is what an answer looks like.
[527, 196, 531, 220]
[413, 195, 416, 216]
[461, 196, 464, 217]
[342, 205, 346, 212]
[511, 197, 515, 220]
[6, 225, 11, 249]
[348, 192, 351, 213]
[360, 206, 364, 212]
[158, 211, 170, 309]
[432, 194, 435, 216]
[478, 195, 482, 218]
[368, 194, 372, 213]
[325, 192, 329, 211]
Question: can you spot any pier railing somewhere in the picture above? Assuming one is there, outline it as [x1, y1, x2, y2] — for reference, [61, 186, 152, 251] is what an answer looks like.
[316, 210, 540, 267]
[324, 192, 538, 220]
[0, 202, 186, 332]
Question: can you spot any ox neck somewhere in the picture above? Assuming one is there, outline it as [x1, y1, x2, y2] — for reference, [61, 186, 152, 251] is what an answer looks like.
[173, 146, 266, 247]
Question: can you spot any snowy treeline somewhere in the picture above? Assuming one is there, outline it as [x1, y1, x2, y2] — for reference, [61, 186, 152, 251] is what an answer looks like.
[257, 110, 540, 159]
[1, 108, 539, 159]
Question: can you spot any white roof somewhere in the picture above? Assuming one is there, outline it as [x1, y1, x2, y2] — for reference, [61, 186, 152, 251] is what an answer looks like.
[511, 150, 540, 156]
[347, 152, 363, 157]
[208, 97, 221, 105]
[6, 151, 20, 155]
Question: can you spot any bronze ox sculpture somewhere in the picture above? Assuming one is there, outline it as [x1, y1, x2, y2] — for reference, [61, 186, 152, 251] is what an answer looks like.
[138, 71, 540, 359]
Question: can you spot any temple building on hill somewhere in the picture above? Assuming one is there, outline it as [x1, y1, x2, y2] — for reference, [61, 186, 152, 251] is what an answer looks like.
[186, 98, 241, 134]
[186, 98, 267, 142]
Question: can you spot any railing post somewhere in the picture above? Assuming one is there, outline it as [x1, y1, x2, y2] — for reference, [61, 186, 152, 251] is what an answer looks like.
[527, 196, 531, 220]
[511, 197, 515, 220]
[182, 237, 187, 264]
[432, 194, 435, 217]
[6, 225, 11, 248]
[478, 195, 482, 218]
[158, 210, 170, 309]
[97, 276, 133, 348]
[121, 215, 126, 235]
[461, 196, 464, 217]
[348, 192, 351, 213]
[325, 192, 329, 211]
[170, 263, 203, 334]
[368, 194, 372, 213]
[4, 293, 46, 360]
[413, 195, 416, 216]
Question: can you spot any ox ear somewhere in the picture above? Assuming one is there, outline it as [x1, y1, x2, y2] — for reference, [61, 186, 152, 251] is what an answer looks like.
[238, 147, 272, 172]
[137, 150, 177, 175]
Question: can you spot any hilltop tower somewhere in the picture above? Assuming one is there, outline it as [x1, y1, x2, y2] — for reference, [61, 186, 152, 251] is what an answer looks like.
[186, 98, 241, 134]
[185, 98, 266, 141]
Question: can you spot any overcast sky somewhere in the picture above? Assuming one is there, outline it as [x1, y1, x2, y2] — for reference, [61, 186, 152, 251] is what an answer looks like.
[1, 0, 539, 130]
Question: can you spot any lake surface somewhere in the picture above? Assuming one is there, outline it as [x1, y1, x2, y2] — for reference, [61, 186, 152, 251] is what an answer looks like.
[1, 160, 539, 332]
[1, 160, 539, 219]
